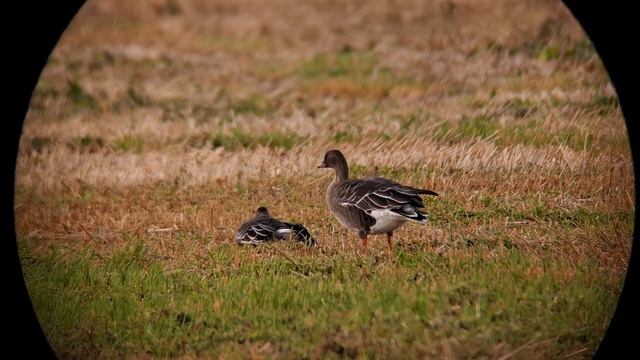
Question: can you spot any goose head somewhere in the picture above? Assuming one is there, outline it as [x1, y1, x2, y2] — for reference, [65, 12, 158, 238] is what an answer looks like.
[318, 149, 349, 181]
[255, 206, 270, 217]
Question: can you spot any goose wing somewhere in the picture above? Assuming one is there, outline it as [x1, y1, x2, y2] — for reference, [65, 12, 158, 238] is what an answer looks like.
[336, 177, 437, 219]
[235, 217, 279, 244]
[236, 216, 315, 245]
[282, 221, 316, 245]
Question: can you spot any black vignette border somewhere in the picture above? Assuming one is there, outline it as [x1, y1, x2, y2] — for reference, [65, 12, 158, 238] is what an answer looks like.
[4, 1, 87, 358]
[2, 0, 638, 358]
[561, 0, 639, 358]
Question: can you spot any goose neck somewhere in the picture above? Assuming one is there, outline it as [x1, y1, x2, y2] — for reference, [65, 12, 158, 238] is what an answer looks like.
[334, 163, 348, 183]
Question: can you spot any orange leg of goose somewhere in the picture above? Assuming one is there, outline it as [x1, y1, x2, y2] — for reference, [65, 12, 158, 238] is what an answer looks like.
[386, 232, 394, 257]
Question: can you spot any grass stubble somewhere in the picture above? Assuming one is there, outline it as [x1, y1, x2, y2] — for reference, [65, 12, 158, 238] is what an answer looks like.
[15, 0, 633, 359]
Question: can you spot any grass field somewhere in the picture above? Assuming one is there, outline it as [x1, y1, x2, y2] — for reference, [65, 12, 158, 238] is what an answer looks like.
[15, 0, 633, 358]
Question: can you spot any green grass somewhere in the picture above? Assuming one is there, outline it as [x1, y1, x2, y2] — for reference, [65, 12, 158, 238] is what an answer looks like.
[430, 197, 634, 230]
[21, 241, 620, 358]
[67, 79, 99, 111]
[29, 137, 55, 153]
[426, 115, 601, 151]
[66, 135, 106, 153]
[299, 48, 377, 79]
[211, 129, 306, 150]
[586, 95, 619, 116]
[299, 49, 419, 98]
[228, 94, 275, 116]
[564, 40, 597, 61]
[113, 134, 145, 153]
[539, 46, 561, 61]
[157, 94, 275, 122]
[471, 38, 598, 67]
[457, 115, 501, 140]
[332, 129, 362, 144]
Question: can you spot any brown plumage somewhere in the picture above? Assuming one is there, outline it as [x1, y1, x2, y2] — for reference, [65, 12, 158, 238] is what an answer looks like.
[318, 149, 438, 255]
[235, 207, 315, 246]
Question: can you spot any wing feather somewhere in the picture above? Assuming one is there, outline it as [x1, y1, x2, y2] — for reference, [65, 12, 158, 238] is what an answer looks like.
[236, 215, 316, 245]
[334, 176, 436, 221]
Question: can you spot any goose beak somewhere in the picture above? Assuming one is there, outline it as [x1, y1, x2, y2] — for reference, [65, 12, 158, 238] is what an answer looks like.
[317, 162, 328, 168]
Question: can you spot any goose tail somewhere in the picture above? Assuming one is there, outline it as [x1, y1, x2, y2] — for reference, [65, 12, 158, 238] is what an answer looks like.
[283, 223, 316, 246]
[416, 188, 439, 196]
[390, 206, 429, 224]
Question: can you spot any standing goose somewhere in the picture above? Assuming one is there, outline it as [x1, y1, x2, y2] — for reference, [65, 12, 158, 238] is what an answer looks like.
[235, 207, 315, 246]
[318, 149, 438, 255]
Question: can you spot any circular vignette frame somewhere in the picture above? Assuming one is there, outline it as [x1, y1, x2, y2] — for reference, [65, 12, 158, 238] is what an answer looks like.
[4, 1, 638, 358]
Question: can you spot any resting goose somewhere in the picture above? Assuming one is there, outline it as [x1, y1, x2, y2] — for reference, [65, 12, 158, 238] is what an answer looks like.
[235, 207, 315, 246]
[318, 149, 438, 255]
